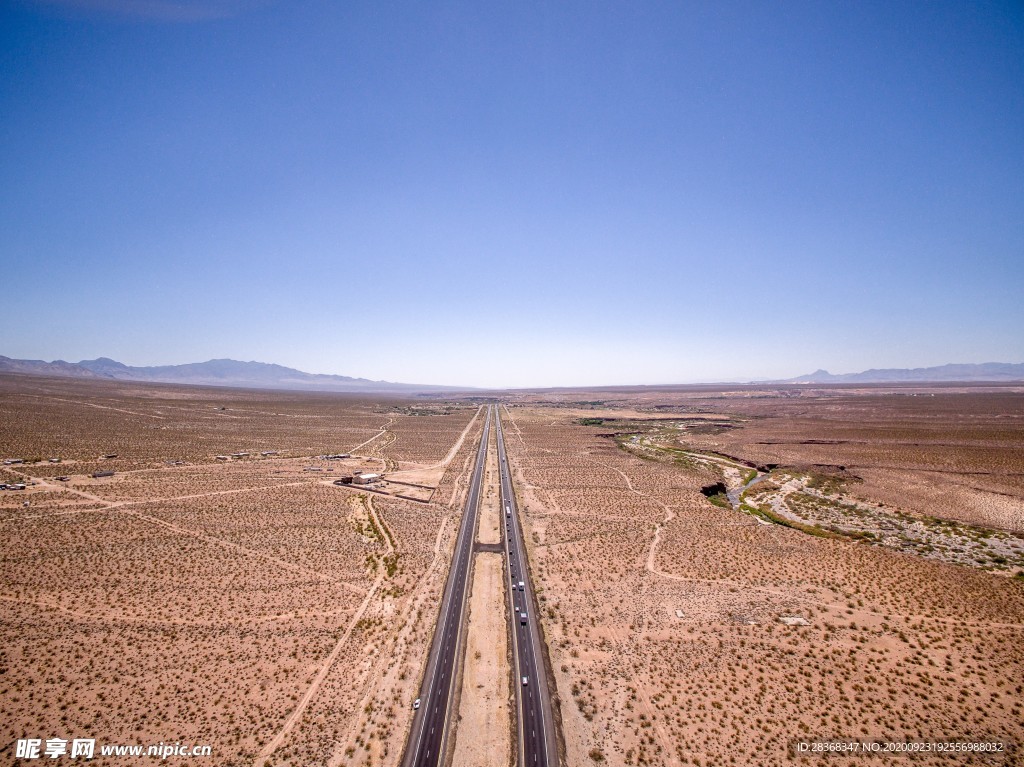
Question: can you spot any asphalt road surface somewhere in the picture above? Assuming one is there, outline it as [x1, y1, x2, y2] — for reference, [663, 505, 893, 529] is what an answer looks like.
[401, 405, 492, 767]
[496, 407, 559, 767]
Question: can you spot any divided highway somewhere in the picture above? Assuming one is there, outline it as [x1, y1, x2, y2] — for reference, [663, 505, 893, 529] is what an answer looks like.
[402, 405, 492, 767]
[497, 407, 559, 767]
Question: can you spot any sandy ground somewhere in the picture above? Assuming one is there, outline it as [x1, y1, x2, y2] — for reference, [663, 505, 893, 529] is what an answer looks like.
[385, 407, 484, 488]
[451, 553, 511, 767]
[501, 403, 1024, 767]
[0, 376, 485, 767]
[478, 425, 502, 545]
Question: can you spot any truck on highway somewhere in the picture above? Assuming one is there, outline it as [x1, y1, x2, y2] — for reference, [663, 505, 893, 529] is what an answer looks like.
[518, 581, 524, 591]
[520, 611, 527, 625]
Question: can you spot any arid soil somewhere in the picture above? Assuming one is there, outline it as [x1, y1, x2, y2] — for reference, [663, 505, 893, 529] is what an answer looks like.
[522, 386, 1024, 533]
[0, 374, 482, 767]
[620, 434, 1024, 575]
[478, 426, 503, 546]
[451, 554, 511, 767]
[4, 375, 1023, 767]
[499, 388, 1024, 767]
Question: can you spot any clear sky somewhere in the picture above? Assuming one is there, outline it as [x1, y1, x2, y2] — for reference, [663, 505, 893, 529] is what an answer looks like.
[2, 0, 1022, 388]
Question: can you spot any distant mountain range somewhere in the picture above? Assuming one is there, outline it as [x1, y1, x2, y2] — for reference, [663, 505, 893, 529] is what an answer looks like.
[0, 355, 468, 393]
[779, 362, 1024, 384]
[3, 355, 1022, 392]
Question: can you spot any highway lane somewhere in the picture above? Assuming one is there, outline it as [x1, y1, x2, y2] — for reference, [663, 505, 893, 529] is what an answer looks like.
[496, 407, 558, 767]
[402, 405, 492, 767]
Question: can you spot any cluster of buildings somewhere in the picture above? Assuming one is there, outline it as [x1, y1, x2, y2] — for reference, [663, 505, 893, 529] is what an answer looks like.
[206, 448, 379, 485]
[3, 458, 30, 490]
[215, 450, 280, 461]
[334, 472, 381, 486]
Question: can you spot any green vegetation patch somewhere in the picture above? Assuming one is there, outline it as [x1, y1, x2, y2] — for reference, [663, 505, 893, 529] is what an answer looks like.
[707, 493, 731, 509]
[748, 503, 844, 539]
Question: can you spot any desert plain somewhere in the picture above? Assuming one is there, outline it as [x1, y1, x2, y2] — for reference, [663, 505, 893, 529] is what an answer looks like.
[1, 374, 484, 766]
[1, 374, 1023, 766]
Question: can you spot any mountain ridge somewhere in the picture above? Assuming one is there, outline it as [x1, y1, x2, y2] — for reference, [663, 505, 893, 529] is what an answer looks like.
[3, 356, 1023, 391]
[0, 355, 468, 393]
[778, 362, 1024, 384]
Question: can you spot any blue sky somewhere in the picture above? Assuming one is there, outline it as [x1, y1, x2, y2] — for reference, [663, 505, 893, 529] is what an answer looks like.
[1, 0, 1022, 387]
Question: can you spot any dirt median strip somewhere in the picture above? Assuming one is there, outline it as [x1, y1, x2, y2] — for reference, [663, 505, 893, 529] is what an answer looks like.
[452, 552, 511, 767]
[478, 422, 502, 545]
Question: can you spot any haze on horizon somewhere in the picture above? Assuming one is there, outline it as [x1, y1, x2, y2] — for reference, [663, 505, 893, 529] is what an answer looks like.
[2, 1, 1022, 389]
